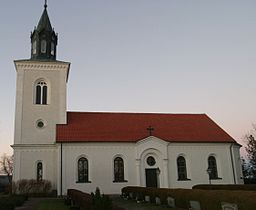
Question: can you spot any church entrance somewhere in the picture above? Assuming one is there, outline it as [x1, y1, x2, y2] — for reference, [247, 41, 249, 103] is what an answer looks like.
[145, 169, 158, 188]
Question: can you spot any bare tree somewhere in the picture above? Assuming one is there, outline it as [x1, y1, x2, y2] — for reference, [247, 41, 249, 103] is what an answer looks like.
[245, 125, 256, 178]
[0, 153, 13, 184]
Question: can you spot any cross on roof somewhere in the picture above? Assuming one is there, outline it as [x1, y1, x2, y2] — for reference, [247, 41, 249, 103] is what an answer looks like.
[44, 0, 47, 8]
[147, 126, 154, 136]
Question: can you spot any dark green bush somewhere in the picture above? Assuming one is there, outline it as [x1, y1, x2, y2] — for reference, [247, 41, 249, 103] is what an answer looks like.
[9, 195, 27, 206]
[0, 194, 27, 210]
[0, 198, 15, 210]
[69, 206, 80, 210]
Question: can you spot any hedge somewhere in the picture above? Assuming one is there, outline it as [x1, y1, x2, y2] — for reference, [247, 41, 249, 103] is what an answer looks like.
[12, 179, 53, 196]
[193, 184, 256, 191]
[68, 189, 92, 210]
[0, 195, 27, 210]
[122, 186, 256, 210]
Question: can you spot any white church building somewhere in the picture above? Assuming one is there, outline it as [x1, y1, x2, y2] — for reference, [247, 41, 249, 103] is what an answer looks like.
[12, 3, 243, 195]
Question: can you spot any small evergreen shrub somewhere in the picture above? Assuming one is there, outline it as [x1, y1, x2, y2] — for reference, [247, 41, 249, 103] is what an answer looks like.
[91, 187, 112, 210]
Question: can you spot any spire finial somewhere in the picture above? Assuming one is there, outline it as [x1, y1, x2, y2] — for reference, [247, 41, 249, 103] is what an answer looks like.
[44, 0, 47, 9]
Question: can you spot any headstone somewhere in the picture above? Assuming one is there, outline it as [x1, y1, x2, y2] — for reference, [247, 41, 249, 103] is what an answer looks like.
[145, 195, 150, 202]
[167, 197, 175, 208]
[155, 197, 161, 205]
[189, 200, 201, 210]
[129, 192, 133, 199]
[221, 202, 238, 210]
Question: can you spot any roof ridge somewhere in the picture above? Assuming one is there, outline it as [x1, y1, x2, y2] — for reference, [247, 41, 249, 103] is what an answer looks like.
[66, 111, 207, 115]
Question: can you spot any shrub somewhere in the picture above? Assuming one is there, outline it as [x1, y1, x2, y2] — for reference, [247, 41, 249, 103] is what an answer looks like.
[11, 182, 17, 194]
[16, 179, 29, 194]
[13, 179, 52, 196]
[91, 187, 112, 210]
[0, 195, 27, 210]
[9, 195, 27, 207]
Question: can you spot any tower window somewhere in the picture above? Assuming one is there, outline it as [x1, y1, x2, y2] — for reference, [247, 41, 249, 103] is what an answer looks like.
[41, 40, 47, 53]
[32, 40, 37, 54]
[51, 42, 55, 55]
[37, 162, 43, 181]
[35, 81, 48, 105]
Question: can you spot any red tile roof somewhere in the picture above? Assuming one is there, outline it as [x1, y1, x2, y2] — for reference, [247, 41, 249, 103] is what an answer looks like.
[56, 112, 235, 143]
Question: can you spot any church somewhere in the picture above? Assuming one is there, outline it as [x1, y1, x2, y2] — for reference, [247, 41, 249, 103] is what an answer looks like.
[12, 3, 243, 195]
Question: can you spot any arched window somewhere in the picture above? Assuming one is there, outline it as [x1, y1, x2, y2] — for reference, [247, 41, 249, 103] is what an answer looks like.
[177, 156, 187, 180]
[41, 40, 47, 53]
[35, 81, 47, 105]
[208, 156, 218, 179]
[78, 157, 88, 182]
[37, 162, 43, 181]
[114, 157, 124, 182]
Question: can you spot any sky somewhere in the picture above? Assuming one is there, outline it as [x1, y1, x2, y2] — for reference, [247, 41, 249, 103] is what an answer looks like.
[1, 0, 256, 157]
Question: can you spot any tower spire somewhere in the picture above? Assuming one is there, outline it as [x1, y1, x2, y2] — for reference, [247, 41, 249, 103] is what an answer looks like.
[44, 0, 47, 9]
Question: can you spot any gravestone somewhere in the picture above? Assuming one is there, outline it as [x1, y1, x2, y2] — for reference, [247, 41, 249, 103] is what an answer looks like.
[145, 195, 150, 202]
[189, 200, 201, 210]
[167, 197, 175, 208]
[129, 192, 133, 199]
[221, 202, 238, 210]
[155, 197, 161, 205]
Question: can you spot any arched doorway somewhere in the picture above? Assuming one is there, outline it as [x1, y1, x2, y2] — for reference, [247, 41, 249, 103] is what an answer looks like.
[145, 156, 159, 188]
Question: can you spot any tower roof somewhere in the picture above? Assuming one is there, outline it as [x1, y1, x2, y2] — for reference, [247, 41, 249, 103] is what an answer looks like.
[36, 6, 53, 32]
[30, 2, 58, 60]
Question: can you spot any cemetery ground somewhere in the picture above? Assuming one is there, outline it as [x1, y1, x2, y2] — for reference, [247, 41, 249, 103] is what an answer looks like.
[111, 196, 185, 210]
[16, 196, 185, 210]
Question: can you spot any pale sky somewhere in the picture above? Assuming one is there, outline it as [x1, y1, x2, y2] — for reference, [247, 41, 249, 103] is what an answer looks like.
[1, 1, 256, 156]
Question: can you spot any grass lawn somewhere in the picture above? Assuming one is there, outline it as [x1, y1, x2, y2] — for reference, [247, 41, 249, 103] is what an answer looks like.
[111, 196, 185, 210]
[36, 197, 185, 210]
[37, 198, 69, 210]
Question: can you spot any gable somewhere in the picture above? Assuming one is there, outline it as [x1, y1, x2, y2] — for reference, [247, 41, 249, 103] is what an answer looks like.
[56, 112, 235, 143]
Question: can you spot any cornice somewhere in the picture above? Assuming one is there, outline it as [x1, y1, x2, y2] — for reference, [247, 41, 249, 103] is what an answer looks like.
[11, 144, 57, 149]
[14, 62, 70, 71]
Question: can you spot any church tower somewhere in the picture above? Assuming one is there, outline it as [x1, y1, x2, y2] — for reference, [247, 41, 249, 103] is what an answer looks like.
[12, 2, 70, 188]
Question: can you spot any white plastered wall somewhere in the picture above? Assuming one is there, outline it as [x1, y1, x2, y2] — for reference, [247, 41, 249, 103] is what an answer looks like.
[12, 60, 70, 184]
[58, 137, 243, 195]
[12, 145, 58, 189]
